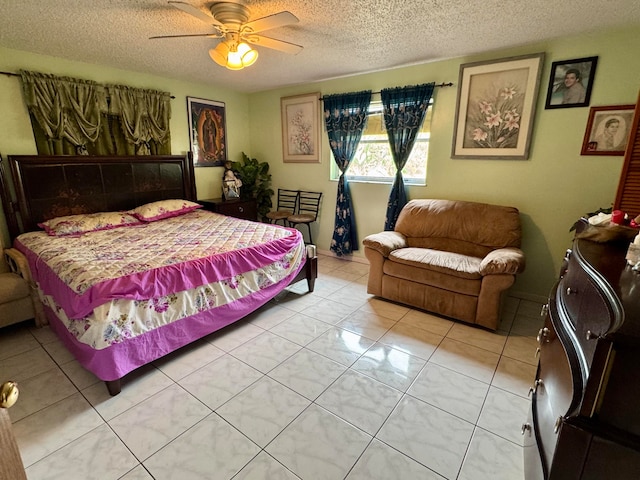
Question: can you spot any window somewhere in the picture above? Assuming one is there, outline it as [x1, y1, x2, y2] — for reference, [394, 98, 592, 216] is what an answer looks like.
[330, 100, 432, 184]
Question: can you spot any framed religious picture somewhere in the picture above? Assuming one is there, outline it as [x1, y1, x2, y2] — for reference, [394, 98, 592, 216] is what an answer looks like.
[187, 97, 227, 166]
[545, 56, 598, 109]
[451, 53, 545, 160]
[281, 92, 321, 163]
[581, 104, 635, 156]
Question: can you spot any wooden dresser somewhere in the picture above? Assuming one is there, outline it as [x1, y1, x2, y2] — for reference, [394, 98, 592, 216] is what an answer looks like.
[524, 233, 640, 479]
[198, 197, 257, 221]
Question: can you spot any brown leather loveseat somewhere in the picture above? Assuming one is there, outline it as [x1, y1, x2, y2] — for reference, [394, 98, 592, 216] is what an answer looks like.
[363, 199, 525, 330]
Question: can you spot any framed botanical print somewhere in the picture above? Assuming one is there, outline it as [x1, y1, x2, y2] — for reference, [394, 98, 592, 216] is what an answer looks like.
[281, 93, 321, 163]
[451, 53, 545, 160]
[187, 97, 227, 166]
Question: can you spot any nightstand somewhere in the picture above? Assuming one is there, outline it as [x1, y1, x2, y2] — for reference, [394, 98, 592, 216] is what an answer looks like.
[199, 197, 257, 221]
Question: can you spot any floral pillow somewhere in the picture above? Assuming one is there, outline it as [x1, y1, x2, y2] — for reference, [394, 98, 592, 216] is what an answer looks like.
[131, 199, 202, 222]
[39, 212, 142, 236]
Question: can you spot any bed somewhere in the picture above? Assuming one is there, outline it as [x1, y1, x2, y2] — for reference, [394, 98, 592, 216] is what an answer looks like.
[0, 154, 317, 395]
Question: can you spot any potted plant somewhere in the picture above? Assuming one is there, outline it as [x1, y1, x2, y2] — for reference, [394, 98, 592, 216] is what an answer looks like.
[231, 153, 274, 221]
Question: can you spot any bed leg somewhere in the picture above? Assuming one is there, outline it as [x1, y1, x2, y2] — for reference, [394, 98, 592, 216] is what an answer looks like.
[105, 379, 122, 396]
[306, 256, 317, 292]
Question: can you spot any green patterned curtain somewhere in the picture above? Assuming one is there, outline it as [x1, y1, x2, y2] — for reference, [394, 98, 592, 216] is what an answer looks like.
[107, 85, 171, 155]
[20, 71, 106, 154]
[381, 83, 434, 230]
[19, 70, 171, 155]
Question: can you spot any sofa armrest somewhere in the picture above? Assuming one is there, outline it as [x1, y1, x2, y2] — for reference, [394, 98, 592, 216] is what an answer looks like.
[4, 248, 33, 283]
[363, 232, 408, 257]
[479, 248, 525, 275]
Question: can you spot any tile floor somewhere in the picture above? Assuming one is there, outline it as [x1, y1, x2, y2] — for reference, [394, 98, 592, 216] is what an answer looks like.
[0, 254, 544, 480]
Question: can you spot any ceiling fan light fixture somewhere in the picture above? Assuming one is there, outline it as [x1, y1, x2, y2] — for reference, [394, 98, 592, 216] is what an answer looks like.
[209, 40, 258, 70]
[237, 42, 258, 67]
[209, 42, 230, 67]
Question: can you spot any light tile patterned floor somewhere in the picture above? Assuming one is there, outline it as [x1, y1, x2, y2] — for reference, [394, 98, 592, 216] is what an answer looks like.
[1, 254, 542, 480]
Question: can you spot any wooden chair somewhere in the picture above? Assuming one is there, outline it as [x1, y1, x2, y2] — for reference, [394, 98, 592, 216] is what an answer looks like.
[266, 189, 299, 226]
[287, 191, 322, 244]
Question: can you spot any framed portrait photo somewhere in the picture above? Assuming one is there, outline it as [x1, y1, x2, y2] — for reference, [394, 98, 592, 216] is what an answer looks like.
[187, 97, 227, 167]
[545, 56, 598, 109]
[451, 53, 545, 160]
[281, 92, 321, 163]
[581, 105, 635, 156]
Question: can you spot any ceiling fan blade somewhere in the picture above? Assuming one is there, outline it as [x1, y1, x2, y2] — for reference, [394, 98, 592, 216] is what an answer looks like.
[243, 11, 299, 34]
[149, 33, 221, 40]
[168, 1, 223, 27]
[245, 35, 303, 55]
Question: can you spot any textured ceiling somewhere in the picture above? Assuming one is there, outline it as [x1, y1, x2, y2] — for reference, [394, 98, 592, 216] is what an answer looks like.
[1, 0, 639, 93]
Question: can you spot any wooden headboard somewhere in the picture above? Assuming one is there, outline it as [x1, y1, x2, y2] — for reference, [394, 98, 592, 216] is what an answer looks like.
[1, 154, 196, 240]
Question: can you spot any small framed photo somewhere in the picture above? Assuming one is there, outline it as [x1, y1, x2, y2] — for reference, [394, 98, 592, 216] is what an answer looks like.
[581, 105, 635, 156]
[187, 97, 227, 167]
[451, 53, 544, 160]
[281, 92, 321, 163]
[545, 56, 598, 109]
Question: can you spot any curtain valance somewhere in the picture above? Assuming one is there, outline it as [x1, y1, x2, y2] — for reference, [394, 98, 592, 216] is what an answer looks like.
[19, 70, 171, 155]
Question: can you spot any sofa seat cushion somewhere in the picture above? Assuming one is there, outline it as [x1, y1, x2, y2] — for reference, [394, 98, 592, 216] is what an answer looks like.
[0, 272, 30, 304]
[385, 248, 482, 296]
[390, 248, 482, 279]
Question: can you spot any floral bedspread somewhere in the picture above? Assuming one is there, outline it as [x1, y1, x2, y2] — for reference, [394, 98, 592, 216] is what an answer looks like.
[15, 210, 306, 349]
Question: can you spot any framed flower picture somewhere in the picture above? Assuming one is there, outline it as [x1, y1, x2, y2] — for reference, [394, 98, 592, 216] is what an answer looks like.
[281, 93, 321, 163]
[451, 53, 545, 160]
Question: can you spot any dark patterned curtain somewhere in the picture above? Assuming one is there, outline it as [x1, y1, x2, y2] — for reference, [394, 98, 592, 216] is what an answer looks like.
[323, 90, 372, 256]
[381, 83, 434, 230]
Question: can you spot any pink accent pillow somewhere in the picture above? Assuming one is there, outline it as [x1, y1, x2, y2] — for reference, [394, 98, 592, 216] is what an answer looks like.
[39, 212, 142, 236]
[131, 199, 202, 222]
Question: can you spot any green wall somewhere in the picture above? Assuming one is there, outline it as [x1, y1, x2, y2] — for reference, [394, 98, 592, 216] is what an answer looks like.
[248, 24, 640, 300]
[0, 24, 638, 299]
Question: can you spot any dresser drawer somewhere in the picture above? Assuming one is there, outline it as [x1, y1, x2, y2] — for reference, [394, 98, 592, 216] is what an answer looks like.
[558, 255, 585, 323]
[199, 198, 258, 221]
[534, 314, 575, 473]
[575, 277, 611, 365]
[215, 199, 257, 220]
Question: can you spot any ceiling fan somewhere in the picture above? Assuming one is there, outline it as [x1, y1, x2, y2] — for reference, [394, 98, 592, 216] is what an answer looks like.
[151, 1, 303, 70]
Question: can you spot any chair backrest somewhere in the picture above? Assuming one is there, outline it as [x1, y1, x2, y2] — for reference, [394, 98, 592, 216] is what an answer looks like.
[297, 191, 322, 220]
[276, 189, 299, 211]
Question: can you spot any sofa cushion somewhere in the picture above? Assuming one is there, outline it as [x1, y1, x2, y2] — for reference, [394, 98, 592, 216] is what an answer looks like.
[0, 272, 30, 304]
[384, 248, 483, 296]
[390, 248, 482, 279]
[395, 199, 522, 250]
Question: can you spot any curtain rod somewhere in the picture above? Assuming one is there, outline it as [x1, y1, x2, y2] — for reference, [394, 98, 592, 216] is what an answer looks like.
[320, 82, 454, 101]
[1, 70, 176, 99]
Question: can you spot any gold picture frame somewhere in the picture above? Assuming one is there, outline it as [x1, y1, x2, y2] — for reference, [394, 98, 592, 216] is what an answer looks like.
[451, 53, 545, 160]
[281, 92, 321, 163]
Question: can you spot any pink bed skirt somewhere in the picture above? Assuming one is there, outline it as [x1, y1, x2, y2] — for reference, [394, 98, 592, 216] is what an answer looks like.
[45, 260, 305, 382]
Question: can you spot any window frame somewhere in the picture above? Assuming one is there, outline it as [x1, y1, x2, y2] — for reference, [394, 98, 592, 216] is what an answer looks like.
[329, 99, 432, 185]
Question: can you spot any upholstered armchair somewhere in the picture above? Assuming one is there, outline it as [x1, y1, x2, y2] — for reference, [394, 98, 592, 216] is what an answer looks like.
[0, 248, 46, 329]
[363, 199, 525, 330]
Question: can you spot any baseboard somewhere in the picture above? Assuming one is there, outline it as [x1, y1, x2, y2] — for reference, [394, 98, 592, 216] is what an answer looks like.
[509, 290, 548, 304]
[317, 249, 369, 265]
